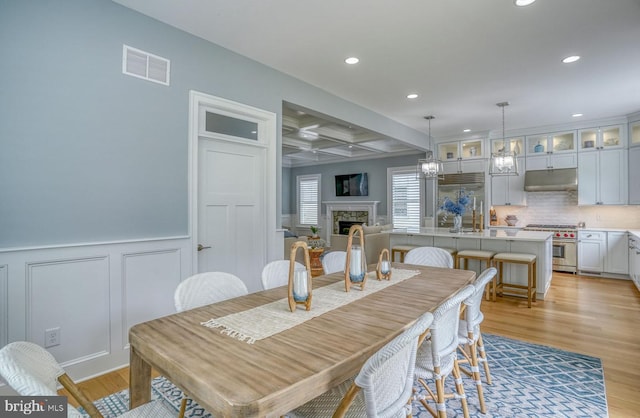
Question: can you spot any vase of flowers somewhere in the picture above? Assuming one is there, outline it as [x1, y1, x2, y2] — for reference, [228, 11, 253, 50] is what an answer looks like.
[439, 189, 473, 233]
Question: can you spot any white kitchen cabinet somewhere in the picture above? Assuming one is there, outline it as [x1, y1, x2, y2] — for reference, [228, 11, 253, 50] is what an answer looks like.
[526, 131, 577, 170]
[491, 157, 526, 206]
[442, 157, 486, 174]
[605, 232, 628, 275]
[439, 139, 486, 174]
[578, 230, 605, 273]
[526, 152, 577, 170]
[526, 131, 576, 154]
[630, 235, 640, 290]
[490, 137, 524, 155]
[629, 147, 640, 204]
[578, 125, 625, 151]
[578, 148, 627, 205]
[630, 121, 640, 147]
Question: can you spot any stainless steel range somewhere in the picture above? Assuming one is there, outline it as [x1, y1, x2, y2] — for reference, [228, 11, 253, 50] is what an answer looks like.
[523, 224, 577, 273]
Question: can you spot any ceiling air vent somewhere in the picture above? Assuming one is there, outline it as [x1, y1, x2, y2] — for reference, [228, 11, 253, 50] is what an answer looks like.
[122, 44, 170, 86]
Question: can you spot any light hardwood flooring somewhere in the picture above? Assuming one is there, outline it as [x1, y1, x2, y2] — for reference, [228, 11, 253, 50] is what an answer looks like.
[60, 272, 640, 417]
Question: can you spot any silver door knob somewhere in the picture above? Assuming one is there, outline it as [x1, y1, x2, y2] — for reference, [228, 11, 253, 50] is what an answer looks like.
[197, 244, 211, 252]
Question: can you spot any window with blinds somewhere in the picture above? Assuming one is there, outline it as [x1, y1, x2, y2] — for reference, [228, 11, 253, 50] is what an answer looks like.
[389, 169, 421, 231]
[297, 174, 321, 226]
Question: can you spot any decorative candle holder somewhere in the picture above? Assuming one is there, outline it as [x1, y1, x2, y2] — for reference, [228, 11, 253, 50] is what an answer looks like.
[376, 248, 392, 281]
[344, 224, 368, 292]
[479, 213, 484, 232]
[472, 209, 477, 232]
[288, 241, 313, 312]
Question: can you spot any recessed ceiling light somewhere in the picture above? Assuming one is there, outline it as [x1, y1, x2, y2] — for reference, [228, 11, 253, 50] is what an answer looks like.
[572, 113, 583, 118]
[348, 145, 353, 149]
[463, 129, 471, 133]
[515, 0, 536, 6]
[562, 55, 581, 64]
[407, 93, 419, 99]
[345, 57, 359, 65]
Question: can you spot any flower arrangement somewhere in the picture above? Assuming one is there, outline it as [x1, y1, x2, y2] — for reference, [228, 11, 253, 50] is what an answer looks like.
[439, 189, 473, 224]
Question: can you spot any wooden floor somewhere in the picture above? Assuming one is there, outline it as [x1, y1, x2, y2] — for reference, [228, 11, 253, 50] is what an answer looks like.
[60, 272, 640, 417]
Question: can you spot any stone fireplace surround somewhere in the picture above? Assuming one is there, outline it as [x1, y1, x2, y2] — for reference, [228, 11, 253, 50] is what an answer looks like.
[323, 201, 380, 243]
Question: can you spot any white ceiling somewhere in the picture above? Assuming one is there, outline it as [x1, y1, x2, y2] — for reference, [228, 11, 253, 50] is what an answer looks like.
[114, 0, 640, 163]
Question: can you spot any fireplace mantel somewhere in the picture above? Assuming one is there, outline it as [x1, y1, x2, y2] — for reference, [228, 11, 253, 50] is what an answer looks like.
[323, 201, 380, 244]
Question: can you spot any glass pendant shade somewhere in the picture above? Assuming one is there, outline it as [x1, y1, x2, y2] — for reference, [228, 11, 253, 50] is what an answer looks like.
[417, 152, 443, 178]
[490, 102, 519, 176]
[416, 115, 442, 179]
[489, 151, 518, 175]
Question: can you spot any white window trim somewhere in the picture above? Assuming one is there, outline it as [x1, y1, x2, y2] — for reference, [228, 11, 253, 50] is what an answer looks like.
[387, 166, 424, 232]
[297, 174, 321, 227]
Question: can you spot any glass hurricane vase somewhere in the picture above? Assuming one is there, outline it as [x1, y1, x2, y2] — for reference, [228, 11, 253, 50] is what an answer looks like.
[452, 214, 463, 233]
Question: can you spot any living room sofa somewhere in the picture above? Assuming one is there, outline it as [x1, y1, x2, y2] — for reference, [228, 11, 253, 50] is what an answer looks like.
[284, 234, 308, 263]
[329, 224, 392, 264]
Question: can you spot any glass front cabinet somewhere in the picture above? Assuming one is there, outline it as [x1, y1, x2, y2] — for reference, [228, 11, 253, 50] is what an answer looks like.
[438, 139, 485, 174]
[630, 121, 640, 147]
[525, 131, 577, 170]
[578, 125, 625, 152]
[490, 137, 524, 156]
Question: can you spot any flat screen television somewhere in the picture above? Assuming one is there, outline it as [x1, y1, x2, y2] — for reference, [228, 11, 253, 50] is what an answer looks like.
[335, 173, 368, 196]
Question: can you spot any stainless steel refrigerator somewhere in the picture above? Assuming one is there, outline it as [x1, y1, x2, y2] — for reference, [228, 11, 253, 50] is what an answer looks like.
[437, 172, 485, 230]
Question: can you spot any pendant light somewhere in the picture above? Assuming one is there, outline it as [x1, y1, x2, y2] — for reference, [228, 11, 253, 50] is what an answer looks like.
[416, 115, 443, 179]
[489, 102, 519, 176]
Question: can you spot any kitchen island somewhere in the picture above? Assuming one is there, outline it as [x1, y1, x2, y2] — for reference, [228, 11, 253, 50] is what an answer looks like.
[389, 228, 553, 299]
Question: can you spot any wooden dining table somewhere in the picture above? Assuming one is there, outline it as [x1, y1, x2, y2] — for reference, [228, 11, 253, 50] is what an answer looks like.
[128, 263, 475, 417]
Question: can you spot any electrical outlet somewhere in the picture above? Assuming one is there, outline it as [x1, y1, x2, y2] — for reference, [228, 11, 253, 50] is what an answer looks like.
[45, 327, 61, 348]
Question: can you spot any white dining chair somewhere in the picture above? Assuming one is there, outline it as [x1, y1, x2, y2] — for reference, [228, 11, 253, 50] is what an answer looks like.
[174, 271, 248, 416]
[321, 250, 347, 274]
[0, 341, 175, 418]
[174, 271, 248, 312]
[261, 260, 305, 290]
[288, 311, 434, 418]
[457, 267, 497, 414]
[404, 247, 454, 268]
[414, 284, 475, 418]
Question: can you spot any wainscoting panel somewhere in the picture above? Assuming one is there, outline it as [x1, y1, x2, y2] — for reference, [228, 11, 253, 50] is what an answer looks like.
[0, 265, 7, 347]
[0, 237, 192, 394]
[122, 249, 182, 347]
[27, 256, 111, 365]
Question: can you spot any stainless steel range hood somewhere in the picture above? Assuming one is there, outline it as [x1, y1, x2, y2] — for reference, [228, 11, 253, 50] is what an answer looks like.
[524, 168, 578, 191]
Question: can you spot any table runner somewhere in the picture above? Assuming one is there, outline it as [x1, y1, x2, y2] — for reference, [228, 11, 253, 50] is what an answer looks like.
[201, 268, 420, 344]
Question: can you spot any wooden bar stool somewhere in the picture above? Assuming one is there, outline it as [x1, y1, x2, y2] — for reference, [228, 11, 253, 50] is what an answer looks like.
[437, 247, 458, 259]
[455, 250, 496, 300]
[391, 245, 418, 262]
[492, 252, 537, 308]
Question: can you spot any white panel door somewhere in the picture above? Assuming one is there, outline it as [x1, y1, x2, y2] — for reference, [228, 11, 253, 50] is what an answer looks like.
[198, 138, 266, 291]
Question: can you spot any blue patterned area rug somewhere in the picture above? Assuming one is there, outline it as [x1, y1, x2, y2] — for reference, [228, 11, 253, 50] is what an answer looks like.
[87, 334, 608, 417]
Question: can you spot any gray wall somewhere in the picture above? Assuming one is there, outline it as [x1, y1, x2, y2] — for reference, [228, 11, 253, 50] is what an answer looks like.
[287, 153, 423, 217]
[0, 0, 427, 248]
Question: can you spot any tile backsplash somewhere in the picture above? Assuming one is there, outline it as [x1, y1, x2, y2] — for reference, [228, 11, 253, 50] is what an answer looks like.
[493, 191, 640, 229]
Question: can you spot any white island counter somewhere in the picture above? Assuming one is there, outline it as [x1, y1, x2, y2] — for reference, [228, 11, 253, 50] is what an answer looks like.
[389, 228, 553, 300]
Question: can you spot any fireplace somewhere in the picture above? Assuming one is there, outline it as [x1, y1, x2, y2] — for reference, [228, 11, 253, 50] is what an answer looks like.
[323, 201, 380, 246]
[338, 220, 365, 235]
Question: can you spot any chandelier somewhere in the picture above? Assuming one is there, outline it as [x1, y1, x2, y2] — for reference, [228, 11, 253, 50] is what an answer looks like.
[416, 115, 443, 179]
[489, 102, 519, 176]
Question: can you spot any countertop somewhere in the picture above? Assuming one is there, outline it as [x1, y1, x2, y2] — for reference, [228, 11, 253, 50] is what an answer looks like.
[390, 227, 552, 242]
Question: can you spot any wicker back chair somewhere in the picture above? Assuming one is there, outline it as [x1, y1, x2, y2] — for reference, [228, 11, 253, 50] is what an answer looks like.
[288, 311, 434, 418]
[0, 341, 174, 418]
[457, 267, 497, 414]
[414, 284, 475, 418]
[261, 259, 305, 290]
[404, 247, 454, 268]
[174, 271, 248, 312]
[321, 251, 347, 274]
[174, 271, 248, 416]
